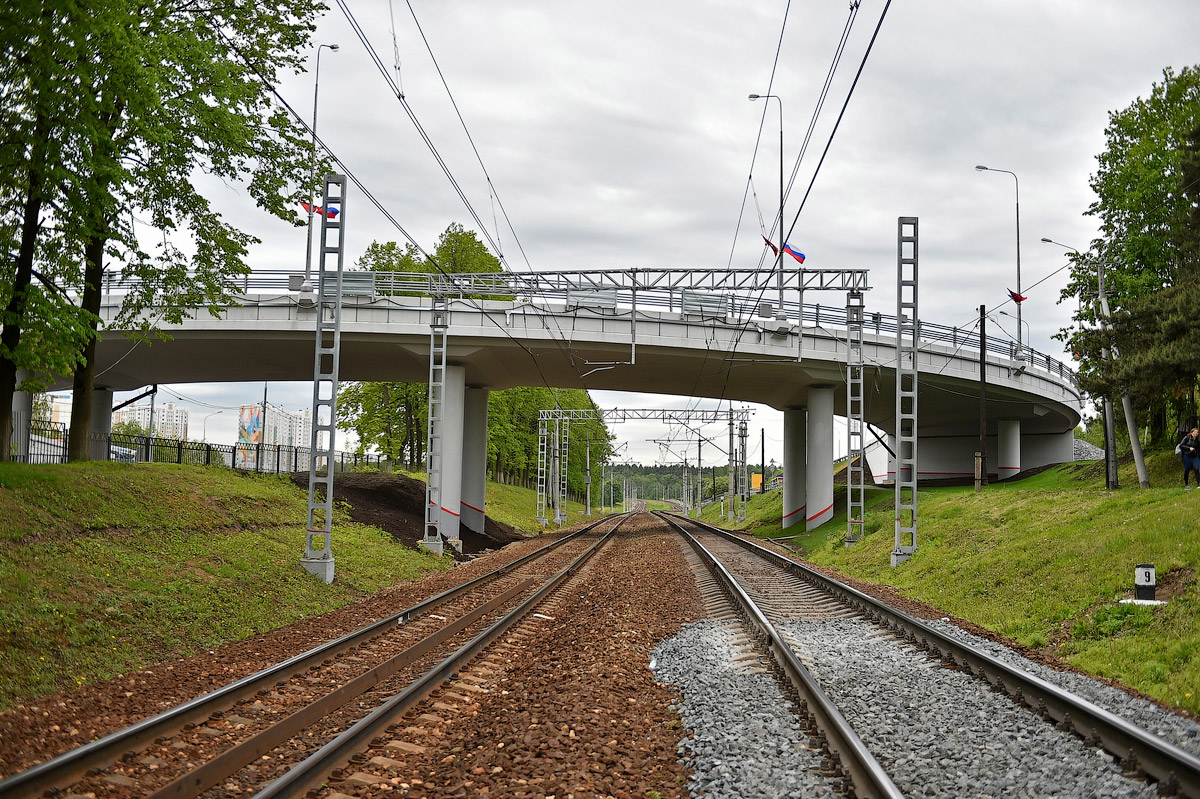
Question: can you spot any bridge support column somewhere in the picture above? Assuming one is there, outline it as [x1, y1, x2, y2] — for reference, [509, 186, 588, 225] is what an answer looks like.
[782, 407, 807, 530]
[997, 419, 1021, 481]
[806, 386, 834, 529]
[439, 365, 466, 549]
[11, 370, 32, 462]
[90, 388, 113, 461]
[461, 387, 489, 539]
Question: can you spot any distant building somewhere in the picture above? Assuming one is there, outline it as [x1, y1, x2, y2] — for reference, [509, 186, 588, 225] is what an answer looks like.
[113, 402, 189, 439]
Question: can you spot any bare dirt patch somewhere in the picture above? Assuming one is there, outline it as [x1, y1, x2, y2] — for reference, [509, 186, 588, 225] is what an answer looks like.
[290, 471, 526, 554]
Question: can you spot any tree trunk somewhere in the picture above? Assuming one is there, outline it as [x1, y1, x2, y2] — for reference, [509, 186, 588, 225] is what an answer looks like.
[0, 126, 49, 460]
[67, 233, 106, 461]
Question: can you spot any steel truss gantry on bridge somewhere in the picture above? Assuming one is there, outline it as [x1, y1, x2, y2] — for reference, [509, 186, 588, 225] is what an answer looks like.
[533, 407, 756, 526]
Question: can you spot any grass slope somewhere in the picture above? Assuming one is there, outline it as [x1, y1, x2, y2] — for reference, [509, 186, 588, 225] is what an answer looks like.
[711, 454, 1200, 715]
[0, 464, 442, 709]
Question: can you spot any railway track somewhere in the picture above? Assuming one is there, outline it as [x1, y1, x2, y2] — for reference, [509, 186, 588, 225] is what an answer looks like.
[658, 511, 1200, 798]
[0, 515, 631, 799]
[3, 511, 1198, 798]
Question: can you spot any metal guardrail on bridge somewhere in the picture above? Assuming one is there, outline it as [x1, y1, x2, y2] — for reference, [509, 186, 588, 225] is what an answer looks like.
[97, 268, 1076, 385]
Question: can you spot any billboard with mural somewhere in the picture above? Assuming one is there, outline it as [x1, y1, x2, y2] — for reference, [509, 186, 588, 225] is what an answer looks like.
[234, 404, 262, 469]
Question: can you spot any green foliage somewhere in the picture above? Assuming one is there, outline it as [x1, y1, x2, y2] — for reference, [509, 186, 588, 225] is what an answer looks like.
[0, 0, 322, 457]
[1060, 65, 1200, 411]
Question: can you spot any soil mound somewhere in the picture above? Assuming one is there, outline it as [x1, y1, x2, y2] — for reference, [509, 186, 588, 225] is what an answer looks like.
[289, 471, 525, 555]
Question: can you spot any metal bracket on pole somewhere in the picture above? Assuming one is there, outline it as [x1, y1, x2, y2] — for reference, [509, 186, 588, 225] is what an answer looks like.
[892, 217, 919, 567]
[846, 290, 866, 544]
[303, 174, 347, 584]
[422, 297, 449, 555]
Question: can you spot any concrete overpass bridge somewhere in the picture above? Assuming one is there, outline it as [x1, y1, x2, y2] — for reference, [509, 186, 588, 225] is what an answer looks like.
[66, 255, 1080, 560]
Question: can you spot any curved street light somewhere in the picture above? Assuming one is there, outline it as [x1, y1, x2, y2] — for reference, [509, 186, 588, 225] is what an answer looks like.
[976, 165, 1022, 355]
[751, 93, 786, 319]
[202, 410, 223, 442]
[302, 43, 340, 294]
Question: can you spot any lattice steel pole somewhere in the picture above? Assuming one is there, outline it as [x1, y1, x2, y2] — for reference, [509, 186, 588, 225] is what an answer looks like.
[303, 175, 347, 583]
[846, 290, 866, 544]
[421, 297, 449, 555]
[892, 217, 919, 567]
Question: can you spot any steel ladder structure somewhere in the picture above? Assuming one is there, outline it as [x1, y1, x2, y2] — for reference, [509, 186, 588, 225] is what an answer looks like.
[892, 217, 920, 566]
[303, 175, 347, 583]
[421, 297, 450, 555]
[845, 290, 866, 543]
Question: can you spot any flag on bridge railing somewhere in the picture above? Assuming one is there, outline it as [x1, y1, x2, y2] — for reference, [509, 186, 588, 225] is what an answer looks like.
[1008, 288, 1027, 303]
[761, 235, 778, 256]
[301, 201, 339, 219]
[782, 243, 805, 264]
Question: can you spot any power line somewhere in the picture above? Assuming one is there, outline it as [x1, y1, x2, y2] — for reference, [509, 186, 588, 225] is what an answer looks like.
[402, 0, 534, 272]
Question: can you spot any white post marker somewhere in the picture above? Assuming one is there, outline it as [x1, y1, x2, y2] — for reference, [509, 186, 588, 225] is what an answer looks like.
[1122, 563, 1164, 606]
[1135, 563, 1156, 601]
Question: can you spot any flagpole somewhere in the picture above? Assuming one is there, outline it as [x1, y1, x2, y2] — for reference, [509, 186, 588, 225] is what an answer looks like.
[304, 43, 339, 294]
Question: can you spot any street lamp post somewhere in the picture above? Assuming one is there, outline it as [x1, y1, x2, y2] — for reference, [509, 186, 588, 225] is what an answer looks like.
[1041, 237, 1149, 489]
[750, 93, 785, 319]
[202, 410, 222, 442]
[302, 43, 340, 294]
[997, 310, 1029, 344]
[976, 165, 1022, 357]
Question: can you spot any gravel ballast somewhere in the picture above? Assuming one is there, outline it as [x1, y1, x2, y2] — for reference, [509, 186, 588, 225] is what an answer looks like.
[653, 614, 1198, 798]
[779, 619, 1160, 798]
[651, 620, 837, 799]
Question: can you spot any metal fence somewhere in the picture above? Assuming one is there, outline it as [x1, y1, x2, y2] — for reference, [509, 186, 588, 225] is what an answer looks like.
[10, 419, 382, 473]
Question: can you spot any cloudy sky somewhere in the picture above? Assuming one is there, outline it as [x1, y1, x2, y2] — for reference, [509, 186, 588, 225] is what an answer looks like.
[100, 0, 1198, 467]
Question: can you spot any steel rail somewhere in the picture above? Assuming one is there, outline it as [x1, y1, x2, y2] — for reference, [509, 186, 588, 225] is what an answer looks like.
[150, 578, 537, 799]
[657, 512, 904, 799]
[0, 518, 616, 799]
[251, 514, 632, 799]
[676, 514, 1200, 799]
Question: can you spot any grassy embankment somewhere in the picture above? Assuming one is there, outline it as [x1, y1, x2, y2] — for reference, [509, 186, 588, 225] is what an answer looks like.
[700, 452, 1200, 715]
[0, 463, 563, 710]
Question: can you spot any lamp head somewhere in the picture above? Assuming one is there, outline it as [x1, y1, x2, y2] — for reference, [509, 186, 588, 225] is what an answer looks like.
[329, 44, 340, 51]
[975, 164, 988, 171]
[1040, 237, 1052, 243]
[748, 94, 761, 100]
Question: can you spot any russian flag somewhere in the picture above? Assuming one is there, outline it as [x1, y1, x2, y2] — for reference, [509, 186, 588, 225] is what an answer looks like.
[301, 201, 340, 219]
[1008, 288, 1026, 303]
[782, 243, 805, 264]
[761, 235, 778, 256]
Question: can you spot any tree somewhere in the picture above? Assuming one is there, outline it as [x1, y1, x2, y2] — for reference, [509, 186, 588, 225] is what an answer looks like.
[1063, 66, 1200, 315]
[0, 1, 321, 460]
[338, 224, 511, 469]
[1061, 66, 1200, 439]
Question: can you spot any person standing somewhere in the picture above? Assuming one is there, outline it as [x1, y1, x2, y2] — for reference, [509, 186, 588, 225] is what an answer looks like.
[1179, 427, 1200, 489]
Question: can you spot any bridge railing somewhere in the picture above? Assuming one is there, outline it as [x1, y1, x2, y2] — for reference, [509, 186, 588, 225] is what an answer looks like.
[98, 268, 1075, 385]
